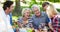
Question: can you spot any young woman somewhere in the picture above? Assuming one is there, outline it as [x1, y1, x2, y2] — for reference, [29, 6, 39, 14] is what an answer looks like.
[46, 4, 60, 32]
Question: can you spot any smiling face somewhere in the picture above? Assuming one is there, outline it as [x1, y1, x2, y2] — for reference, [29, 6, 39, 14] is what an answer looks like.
[24, 10, 30, 19]
[33, 8, 40, 17]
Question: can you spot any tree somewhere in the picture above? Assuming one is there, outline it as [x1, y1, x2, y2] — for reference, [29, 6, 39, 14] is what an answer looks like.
[29, 0, 37, 8]
[13, 0, 21, 16]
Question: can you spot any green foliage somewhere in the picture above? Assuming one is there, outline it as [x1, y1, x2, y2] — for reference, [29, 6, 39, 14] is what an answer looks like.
[13, 6, 29, 16]
[57, 9, 60, 12]
[13, 0, 60, 17]
[13, 0, 20, 16]
[29, 0, 37, 8]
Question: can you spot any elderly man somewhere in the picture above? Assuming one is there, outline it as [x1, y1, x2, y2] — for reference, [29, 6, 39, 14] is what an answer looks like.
[31, 4, 50, 32]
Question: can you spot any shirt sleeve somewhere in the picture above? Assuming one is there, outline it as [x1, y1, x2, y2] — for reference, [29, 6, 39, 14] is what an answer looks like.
[17, 17, 23, 24]
[42, 12, 51, 23]
[46, 15, 51, 23]
[49, 18, 52, 23]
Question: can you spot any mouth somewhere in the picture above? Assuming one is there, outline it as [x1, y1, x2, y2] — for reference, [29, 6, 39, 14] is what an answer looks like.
[36, 13, 40, 15]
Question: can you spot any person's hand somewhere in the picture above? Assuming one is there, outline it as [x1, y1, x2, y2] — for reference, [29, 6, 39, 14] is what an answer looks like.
[17, 22, 23, 28]
[16, 28, 19, 32]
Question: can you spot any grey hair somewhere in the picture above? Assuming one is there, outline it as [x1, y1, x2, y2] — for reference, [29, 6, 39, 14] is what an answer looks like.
[22, 8, 31, 16]
[31, 4, 40, 11]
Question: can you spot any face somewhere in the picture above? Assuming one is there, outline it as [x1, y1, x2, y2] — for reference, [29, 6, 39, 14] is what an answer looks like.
[43, 5, 48, 11]
[7, 4, 14, 14]
[33, 8, 40, 17]
[24, 10, 30, 19]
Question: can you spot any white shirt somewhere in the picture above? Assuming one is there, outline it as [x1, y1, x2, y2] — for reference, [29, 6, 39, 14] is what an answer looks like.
[0, 6, 14, 32]
[6, 15, 14, 32]
[0, 6, 7, 32]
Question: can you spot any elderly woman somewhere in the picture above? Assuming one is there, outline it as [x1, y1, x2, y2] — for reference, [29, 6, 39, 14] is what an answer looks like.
[17, 8, 33, 32]
[46, 4, 60, 32]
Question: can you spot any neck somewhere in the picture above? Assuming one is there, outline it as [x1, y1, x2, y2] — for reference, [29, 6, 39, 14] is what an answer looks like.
[23, 17, 28, 21]
[36, 14, 41, 18]
[5, 10, 8, 15]
[36, 15, 40, 18]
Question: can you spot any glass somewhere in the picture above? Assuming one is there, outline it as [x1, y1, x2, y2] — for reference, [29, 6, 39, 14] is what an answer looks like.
[39, 23, 47, 32]
[39, 23, 45, 29]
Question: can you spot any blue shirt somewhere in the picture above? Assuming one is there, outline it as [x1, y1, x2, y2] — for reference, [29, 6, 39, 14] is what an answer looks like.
[9, 13, 12, 25]
[32, 12, 50, 29]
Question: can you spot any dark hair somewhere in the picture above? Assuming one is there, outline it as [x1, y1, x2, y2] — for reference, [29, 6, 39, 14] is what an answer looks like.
[3, 1, 13, 10]
[42, 2, 49, 7]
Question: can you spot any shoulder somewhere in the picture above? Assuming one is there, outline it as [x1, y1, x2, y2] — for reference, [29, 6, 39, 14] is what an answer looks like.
[18, 17, 23, 23]
[53, 14, 60, 19]
[55, 14, 60, 18]
[31, 14, 35, 18]
[41, 12, 47, 16]
[41, 12, 48, 18]
[28, 17, 33, 23]
[41, 12, 50, 22]
[53, 14, 60, 21]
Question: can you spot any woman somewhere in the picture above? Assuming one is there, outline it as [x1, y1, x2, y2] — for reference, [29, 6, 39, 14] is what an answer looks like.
[17, 8, 34, 32]
[46, 4, 60, 32]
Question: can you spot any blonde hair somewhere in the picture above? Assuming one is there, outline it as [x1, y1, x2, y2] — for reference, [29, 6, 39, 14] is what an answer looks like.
[22, 8, 31, 17]
[46, 4, 58, 18]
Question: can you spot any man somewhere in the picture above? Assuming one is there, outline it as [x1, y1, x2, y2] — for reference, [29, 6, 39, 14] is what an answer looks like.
[31, 4, 50, 32]
[0, 1, 7, 32]
[42, 2, 54, 32]
[2, 1, 14, 32]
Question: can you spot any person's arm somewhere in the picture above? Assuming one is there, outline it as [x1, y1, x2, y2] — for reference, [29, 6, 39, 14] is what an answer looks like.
[17, 21, 22, 28]
[17, 17, 23, 28]
[48, 22, 54, 31]
[46, 15, 54, 31]
[48, 18, 54, 31]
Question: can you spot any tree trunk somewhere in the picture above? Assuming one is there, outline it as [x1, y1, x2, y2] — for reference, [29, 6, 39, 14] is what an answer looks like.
[13, 0, 21, 16]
